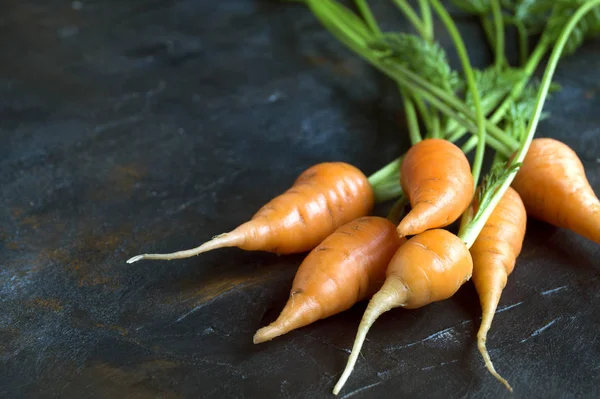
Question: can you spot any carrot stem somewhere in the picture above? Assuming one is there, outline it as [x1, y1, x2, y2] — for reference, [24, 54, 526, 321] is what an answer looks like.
[368, 157, 402, 186]
[418, 0, 434, 42]
[511, 18, 529, 67]
[430, 110, 441, 139]
[384, 61, 517, 151]
[412, 94, 433, 132]
[482, 41, 548, 129]
[460, 0, 600, 249]
[391, 0, 427, 38]
[403, 90, 423, 144]
[481, 16, 496, 58]
[461, 136, 477, 154]
[355, 0, 423, 147]
[354, 0, 380, 35]
[430, 0, 487, 186]
[445, 40, 549, 144]
[372, 181, 404, 203]
[490, 0, 505, 71]
[309, 1, 521, 153]
[379, 64, 513, 155]
[390, 0, 432, 143]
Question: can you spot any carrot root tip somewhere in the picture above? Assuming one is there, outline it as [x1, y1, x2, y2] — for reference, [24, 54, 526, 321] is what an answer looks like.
[126, 255, 145, 264]
[253, 326, 281, 344]
[124, 232, 244, 263]
[478, 338, 513, 392]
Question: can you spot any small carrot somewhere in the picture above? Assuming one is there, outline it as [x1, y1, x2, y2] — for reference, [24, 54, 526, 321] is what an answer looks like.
[470, 187, 526, 392]
[253, 216, 405, 344]
[333, 229, 473, 394]
[127, 162, 374, 263]
[397, 139, 474, 237]
[511, 138, 600, 244]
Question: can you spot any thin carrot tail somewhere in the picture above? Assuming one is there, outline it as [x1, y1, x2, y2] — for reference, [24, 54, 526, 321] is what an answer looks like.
[333, 278, 409, 395]
[397, 202, 442, 237]
[566, 200, 600, 245]
[477, 328, 513, 392]
[253, 294, 321, 344]
[126, 231, 245, 264]
[476, 286, 513, 392]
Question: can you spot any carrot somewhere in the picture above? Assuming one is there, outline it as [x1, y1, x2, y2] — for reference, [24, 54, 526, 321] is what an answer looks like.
[333, 229, 473, 394]
[470, 187, 526, 392]
[126, 162, 374, 263]
[253, 216, 405, 344]
[511, 138, 600, 244]
[397, 139, 474, 237]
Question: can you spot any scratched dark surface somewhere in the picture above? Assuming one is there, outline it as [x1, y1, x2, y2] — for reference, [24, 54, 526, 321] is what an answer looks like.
[1, 1, 600, 398]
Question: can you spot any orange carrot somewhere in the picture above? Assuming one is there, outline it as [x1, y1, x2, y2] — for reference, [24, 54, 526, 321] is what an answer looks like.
[470, 187, 526, 392]
[398, 139, 474, 237]
[511, 138, 600, 244]
[333, 229, 473, 394]
[253, 216, 405, 344]
[127, 162, 374, 263]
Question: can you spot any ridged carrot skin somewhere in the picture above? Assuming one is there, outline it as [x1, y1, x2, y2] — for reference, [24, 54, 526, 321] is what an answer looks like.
[511, 138, 600, 244]
[387, 229, 473, 309]
[398, 139, 474, 237]
[333, 229, 473, 394]
[127, 162, 374, 263]
[470, 187, 527, 392]
[253, 217, 405, 344]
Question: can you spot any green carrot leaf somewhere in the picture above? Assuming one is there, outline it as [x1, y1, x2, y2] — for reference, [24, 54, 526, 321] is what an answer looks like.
[542, 0, 600, 56]
[451, 0, 491, 14]
[463, 67, 527, 109]
[468, 161, 522, 225]
[503, 0, 555, 34]
[504, 79, 561, 130]
[369, 33, 460, 93]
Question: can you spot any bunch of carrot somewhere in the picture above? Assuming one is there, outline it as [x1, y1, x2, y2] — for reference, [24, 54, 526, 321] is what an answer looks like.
[127, 0, 600, 395]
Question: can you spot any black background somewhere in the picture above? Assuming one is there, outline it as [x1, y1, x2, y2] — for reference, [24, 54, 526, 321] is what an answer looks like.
[1, 1, 599, 398]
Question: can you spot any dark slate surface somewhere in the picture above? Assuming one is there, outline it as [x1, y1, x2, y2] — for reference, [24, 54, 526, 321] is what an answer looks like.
[1, 1, 599, 398]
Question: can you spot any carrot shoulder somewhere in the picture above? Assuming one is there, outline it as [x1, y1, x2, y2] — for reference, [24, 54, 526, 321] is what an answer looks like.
[253, 216, 404, 344]
[512, 137, 600, 244]
[333, 229, 473, 394]
[127, 162, 374, 263]
[398, 139, 474, 237]
[470, 187, 526, 391]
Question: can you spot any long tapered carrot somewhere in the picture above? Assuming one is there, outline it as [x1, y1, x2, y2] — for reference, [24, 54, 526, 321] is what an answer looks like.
[397, 139, 474, 237]
[511, 138, 600, 244]
[127, 162, 374, 263]
[253, 216, 405, 344]
[470, 187, 526, 392]
[333, 229, 473, 394]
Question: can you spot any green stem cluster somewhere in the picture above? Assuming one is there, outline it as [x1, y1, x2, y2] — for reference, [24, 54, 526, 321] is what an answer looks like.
[460, 0, 600, 248]
[303, 0, 600, 245]
[430, 0, 487, 187]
